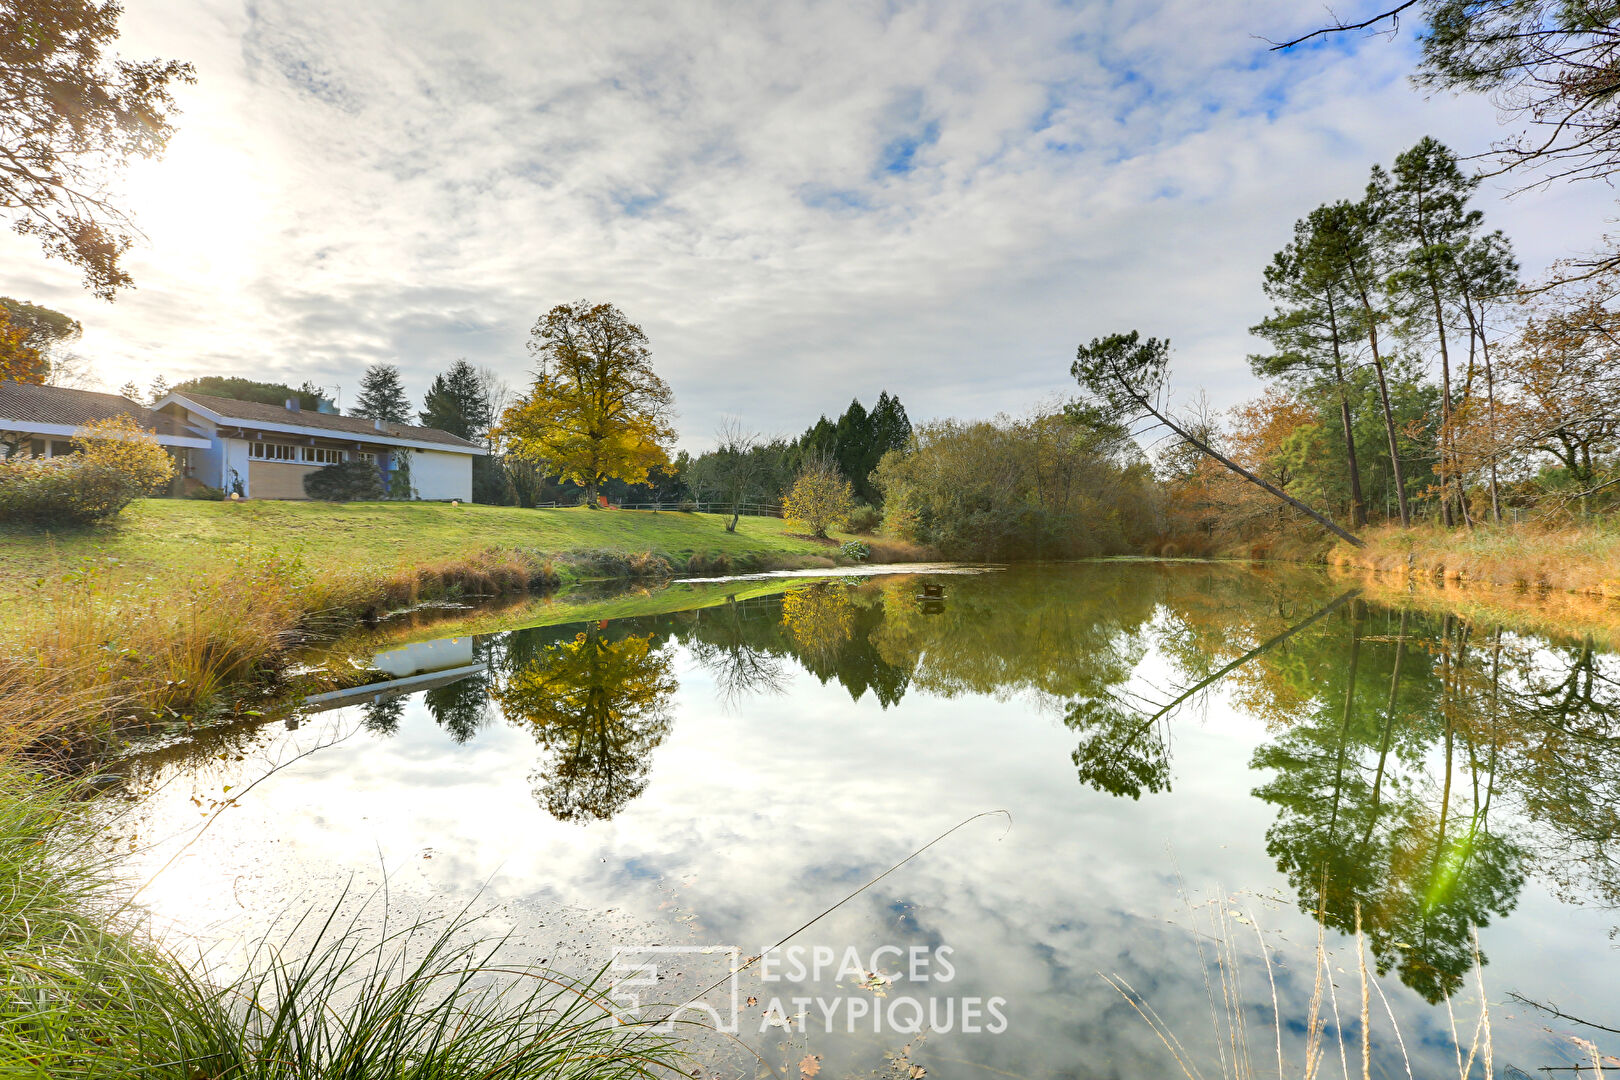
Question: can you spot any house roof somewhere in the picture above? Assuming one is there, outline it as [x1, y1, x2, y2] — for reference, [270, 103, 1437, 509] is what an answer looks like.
[0, 381, 204, 445]
[164, 392, 484, 452]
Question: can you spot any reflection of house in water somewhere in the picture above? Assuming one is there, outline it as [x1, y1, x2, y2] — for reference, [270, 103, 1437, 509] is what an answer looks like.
[303, 636, 483, 714]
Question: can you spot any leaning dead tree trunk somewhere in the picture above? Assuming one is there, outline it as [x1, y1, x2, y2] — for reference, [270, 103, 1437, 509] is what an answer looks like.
[1072, 330, 1366, 548]
[1143, 394, 1366, 547]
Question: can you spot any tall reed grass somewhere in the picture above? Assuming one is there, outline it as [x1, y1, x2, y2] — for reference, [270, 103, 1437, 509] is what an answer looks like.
[0, 767, 688, 1079]
[1101, 890, 1617, 1080]
[1330, 521, 1620, 600]
[0, 547, 554, 756]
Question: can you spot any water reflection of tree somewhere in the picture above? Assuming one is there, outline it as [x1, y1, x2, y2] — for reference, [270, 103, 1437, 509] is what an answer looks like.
[422, 638, 496, 742]
[686, 596, 790, 706]
[1056, 580, 1620, 1003]
[1249, 605, 1531, 1002]
[493, 627, 677, 823]
[361, 693, 407, 735]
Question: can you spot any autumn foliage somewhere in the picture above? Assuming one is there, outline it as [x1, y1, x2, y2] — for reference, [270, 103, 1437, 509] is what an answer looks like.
[497, 301, 675, 506]
[782, 457, 855, 539]
[0, 414, 174, 525]
[0, 308, 43, 384]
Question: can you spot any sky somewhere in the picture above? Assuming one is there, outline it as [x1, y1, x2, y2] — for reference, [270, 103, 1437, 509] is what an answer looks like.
[2, 0, 1614, 450]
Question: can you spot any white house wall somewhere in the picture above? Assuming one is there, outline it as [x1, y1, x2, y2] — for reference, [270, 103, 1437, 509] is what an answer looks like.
[223, 439, 254, 495]
[406, 449, 473, 501]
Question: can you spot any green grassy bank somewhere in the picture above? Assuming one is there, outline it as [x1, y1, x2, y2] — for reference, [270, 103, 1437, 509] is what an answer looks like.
[0, 499, 866, 605]
[0, 500, 924, 755]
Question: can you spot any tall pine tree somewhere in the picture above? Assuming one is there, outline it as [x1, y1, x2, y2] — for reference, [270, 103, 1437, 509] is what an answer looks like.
[352, 363, 411, 424]
[420, 358, 492, 440]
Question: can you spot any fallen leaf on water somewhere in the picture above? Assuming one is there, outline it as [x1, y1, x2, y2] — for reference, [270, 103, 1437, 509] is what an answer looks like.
[908, 1066, 926, 1079]
[799, 1054, 822, 1079]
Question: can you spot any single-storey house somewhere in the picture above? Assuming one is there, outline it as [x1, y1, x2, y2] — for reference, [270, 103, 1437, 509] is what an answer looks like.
[152, 392, 484, 501]
[0, 382, 484, 502]
[0, 381, 210, 464]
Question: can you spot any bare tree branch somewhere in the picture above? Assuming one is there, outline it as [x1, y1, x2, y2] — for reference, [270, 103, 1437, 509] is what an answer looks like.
[1268, 2, 1421, 51]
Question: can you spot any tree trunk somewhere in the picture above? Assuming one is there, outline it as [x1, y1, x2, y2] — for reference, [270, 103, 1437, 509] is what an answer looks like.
[1430, 277, 1459, 528]
[1347, 267, 1410, 525]
[1362, 608, 1407, 848]
[1113, 372, 1365, 546]
[1327, 297, 1368, 527]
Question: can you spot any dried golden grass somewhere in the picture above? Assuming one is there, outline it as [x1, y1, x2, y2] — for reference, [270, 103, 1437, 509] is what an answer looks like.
[0, 547, 552, 757]
[1330, 522, 1620, 599]
[1104, 892, 1506, 1080]
[862, 537, 937, 563]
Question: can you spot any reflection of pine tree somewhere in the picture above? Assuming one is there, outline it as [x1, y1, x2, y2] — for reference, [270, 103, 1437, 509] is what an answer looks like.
[361, 693, 407, 735]
[423, 673, 490, 743]
[493, 628, 676, 823]
[1066, 699, 1170, 799]
[1251, 606, 1527, 1003]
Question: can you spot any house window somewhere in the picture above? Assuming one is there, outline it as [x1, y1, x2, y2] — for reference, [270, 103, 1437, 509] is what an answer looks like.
[249, 442, 298, 461]
[301, 446, 345, 465]
[356, 451, 376, 463]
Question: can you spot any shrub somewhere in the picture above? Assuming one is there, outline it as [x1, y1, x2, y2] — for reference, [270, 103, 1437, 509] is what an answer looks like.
[685, 550, 732, 575]
[845, 503, 882, 534]
[304, 459, 386, 501]
[0, 416, 174, 526]
[77, 414, 175, 493]
[677, 498, 698, 513]
[783, 457, 855, 538]
[840, 539, 870, 562]
[186, 483, 226, 501]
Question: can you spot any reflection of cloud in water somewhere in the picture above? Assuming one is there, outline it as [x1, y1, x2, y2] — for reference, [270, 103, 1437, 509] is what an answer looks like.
[109, 564, 1620, 1077]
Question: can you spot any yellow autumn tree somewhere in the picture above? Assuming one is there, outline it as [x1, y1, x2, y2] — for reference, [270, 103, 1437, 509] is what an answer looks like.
[496, 301, 675, 505]
[0, 308, 44, 384]
[782, 457, 854, 538]
[75, 413, 176, 494]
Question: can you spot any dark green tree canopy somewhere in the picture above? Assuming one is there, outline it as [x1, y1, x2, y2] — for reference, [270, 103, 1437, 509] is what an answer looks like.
[171, 375, 330, 410]
[419, 358, 492, 440]
[351, 363, 411, 424]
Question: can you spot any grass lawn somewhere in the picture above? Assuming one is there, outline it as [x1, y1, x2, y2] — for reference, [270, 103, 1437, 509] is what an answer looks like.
[0, 499, 847, 604]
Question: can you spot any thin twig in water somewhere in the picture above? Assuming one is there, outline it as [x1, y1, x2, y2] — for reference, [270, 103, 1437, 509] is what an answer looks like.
[1356, 906, 1370, 1080]
[682, 808, 1012, 1009]
[1512, 994, 1620, 1036]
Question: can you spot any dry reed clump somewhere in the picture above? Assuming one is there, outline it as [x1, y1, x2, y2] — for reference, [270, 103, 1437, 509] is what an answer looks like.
[861, 537, 937, 563]
[1330, 522, 1620, 599]
[0, 547, 559, 754]
[561, 548, 678, 581]
[683, 550, 732, 575]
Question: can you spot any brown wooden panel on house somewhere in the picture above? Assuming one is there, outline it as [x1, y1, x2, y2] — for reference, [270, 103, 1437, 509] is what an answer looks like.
[248, 460, 311, 500]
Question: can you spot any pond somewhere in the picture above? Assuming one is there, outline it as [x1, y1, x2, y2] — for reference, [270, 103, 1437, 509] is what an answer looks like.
[108, 562, 1620, 1078]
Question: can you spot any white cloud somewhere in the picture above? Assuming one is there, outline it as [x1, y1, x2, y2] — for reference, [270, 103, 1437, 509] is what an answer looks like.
[1, 0, 1612, 447]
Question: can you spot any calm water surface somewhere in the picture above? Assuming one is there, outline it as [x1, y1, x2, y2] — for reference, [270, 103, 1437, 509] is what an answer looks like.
[111, 563, 1620, 1078]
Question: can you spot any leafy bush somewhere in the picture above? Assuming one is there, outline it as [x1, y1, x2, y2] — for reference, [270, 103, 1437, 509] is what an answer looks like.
[840, 539, 870, 561]
[0, 415, 174, 526]
[304, 459, 385, 501]
[186, 484, 226, 500]
[677, 499, 697, 513]
[844, 503, 882, 533]
[783, 458, 855, 538]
